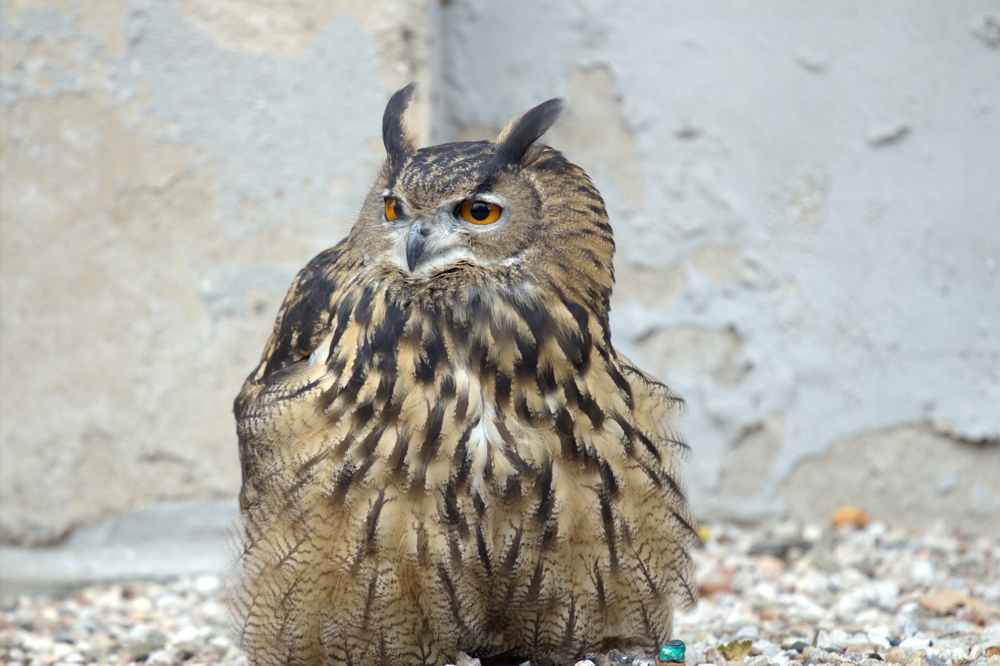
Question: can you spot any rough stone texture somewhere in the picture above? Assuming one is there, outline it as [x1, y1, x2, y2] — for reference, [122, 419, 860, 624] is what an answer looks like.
[5, 519, 1000, 663]
[1, 0, 999, 546]
[0, 499, 238, 596]
[781, 424, 1000, 535]
[0, 0, 432, 544]
[440, 0, 1000, 528]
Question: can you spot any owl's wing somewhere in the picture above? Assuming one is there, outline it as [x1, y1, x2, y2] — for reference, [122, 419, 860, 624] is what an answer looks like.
[614, 352, 689, 457]
[235, 238, 358, 510]
[252, 238, 352, 381]
[611, 352, 700, 610]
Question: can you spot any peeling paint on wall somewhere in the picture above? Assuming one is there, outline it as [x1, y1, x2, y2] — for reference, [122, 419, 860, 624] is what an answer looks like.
[0, 0, 427, 544]
[720, 416, 784, 503]
[546, 66, 645, 214]
[174, 0, 434, 137]
[440, 0, 1000, 526]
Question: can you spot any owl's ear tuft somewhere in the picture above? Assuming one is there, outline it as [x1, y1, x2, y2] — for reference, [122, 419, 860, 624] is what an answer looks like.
[491, 98, 564, 171]
[383, 84, 417, 168]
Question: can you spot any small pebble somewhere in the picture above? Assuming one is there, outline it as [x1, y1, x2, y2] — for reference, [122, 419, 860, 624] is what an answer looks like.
[606, 649, 633, 665]
[899, 637, 931, 650]
[755, 640, 782, 658]
[886, 648, 908, 663]
[146, 648, 180, 666]
[453, 652, 481, 666]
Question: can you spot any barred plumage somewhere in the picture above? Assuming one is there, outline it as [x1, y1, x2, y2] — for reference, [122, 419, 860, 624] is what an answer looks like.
[233, 85, 698, 666]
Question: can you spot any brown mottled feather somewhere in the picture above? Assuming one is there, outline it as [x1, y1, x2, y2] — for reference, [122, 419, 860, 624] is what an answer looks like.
[232, 88, 698, 666]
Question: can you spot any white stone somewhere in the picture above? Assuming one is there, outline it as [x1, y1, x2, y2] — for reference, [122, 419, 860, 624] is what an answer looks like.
[753, 640, 782, 658]
[747, 656, 773, 666]
[899, 636, 931, 650]
[146, 650, 180, 666]
[911, 559, 936, 583]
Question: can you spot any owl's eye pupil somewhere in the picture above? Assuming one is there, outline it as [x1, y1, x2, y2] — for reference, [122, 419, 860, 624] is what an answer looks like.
[469, 202, 491, 221]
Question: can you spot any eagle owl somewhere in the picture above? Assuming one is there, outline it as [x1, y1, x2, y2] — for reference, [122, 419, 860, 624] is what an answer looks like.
[233, 85, 697, 666]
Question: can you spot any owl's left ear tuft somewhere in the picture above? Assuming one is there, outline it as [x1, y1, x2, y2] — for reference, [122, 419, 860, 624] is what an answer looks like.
[491, 98, 564, 172]
[383, 83, 417, 169]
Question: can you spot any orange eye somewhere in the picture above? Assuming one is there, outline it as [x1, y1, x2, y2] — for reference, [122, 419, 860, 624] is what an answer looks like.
[459, 200, 502, 225]
[384, 196, 402, 221]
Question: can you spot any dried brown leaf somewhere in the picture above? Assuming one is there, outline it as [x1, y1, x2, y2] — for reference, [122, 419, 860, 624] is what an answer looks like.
[831, 505, 871, 529]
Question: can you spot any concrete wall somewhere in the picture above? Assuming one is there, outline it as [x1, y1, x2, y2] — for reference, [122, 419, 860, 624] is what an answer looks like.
[0, 0, 435, 544]
[2, 0, 998, 547]
[439, 0, 1000, 534]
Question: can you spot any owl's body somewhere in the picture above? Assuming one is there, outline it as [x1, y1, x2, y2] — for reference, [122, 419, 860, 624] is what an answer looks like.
[233, 87, 697, 666]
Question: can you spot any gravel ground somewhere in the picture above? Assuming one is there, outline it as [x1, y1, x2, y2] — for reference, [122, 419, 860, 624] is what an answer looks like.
[2, 518, 998, 666]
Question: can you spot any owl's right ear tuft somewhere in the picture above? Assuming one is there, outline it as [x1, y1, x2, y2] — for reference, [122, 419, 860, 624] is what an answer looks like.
[491, 98, 564, 172]
[383, 84, 417, 169]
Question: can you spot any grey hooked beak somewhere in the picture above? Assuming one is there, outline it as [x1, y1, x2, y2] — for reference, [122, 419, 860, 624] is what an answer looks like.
[406, 220, 428, 272]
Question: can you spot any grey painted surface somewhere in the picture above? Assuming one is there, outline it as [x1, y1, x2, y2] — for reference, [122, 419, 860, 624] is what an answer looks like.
[441, 0, 1000, 517]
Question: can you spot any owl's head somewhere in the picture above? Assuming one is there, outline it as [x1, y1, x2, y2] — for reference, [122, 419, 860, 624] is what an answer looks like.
[350, 84, 614, 304]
